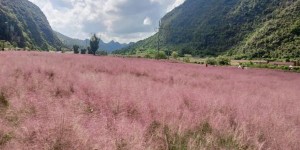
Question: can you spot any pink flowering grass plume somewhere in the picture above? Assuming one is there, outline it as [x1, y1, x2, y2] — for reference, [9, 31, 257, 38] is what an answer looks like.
[0, 51, 299, 149]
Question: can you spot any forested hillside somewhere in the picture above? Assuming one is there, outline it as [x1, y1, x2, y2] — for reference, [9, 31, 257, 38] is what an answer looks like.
[117, 0, 300, 59]
[0, 0, 62, 50]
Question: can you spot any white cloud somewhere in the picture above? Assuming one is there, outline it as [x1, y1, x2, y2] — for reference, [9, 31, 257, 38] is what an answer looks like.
[143, 17, 152, 26]
[28, 0, 185, 43]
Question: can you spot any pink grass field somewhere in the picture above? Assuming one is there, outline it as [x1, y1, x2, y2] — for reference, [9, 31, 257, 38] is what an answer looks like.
[0, 51, 299, 149]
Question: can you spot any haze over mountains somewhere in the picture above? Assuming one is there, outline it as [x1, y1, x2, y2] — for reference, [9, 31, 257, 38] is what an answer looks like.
[118, 0, 300, 59]
[55, 31, 132, 52]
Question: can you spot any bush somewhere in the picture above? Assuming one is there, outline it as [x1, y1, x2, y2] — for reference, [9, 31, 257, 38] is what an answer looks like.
[206, 58, 217, 65]
[96, 50, 108, 56]
[73, 45, 79, 54]
[144, 53, 152, 59]
[155, 51, 167, 59]
[171, 51, 179, 59]
[165, 50, 172, 57]
[81, 49, 86, 54]
[183, 57, 190, 63]
[87, 47, 93, 54]
[296, 60, 300, 66]
[217, 56, 231, 65]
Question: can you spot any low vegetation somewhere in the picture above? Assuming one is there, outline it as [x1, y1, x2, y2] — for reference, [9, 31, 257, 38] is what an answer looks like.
[0, 92, 9, 109]
[0, 51, 299, 149]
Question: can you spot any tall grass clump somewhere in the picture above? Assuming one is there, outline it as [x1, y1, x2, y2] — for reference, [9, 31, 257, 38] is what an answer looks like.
[0, 92, 8, 108]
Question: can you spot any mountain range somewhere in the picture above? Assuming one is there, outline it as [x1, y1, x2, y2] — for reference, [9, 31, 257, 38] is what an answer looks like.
[55, 31, 132, 52]
[1, 0, 299, 58]
[116, 0, 300, 59]
[0, 0, 129, 52]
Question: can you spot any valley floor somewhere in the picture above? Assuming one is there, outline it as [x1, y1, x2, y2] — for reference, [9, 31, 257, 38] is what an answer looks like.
[0, 51, 299, 149]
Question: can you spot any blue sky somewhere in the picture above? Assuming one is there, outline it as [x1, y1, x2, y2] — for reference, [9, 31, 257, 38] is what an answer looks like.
[28, 0, 185, 43]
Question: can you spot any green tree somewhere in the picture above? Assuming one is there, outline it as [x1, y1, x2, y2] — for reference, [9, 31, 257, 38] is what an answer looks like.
[90, 34, 100, 55]
[73, 45, 79, 54]
[87, 46, 93, 54]
[81, 49, 87, 54]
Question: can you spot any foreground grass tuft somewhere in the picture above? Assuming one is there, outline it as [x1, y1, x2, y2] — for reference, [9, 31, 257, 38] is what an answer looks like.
[0, 132, 13, 146]
[145, 121, 252, 150]
[0, 92, 9, 108]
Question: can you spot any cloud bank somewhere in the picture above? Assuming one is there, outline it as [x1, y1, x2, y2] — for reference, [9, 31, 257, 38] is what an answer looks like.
[28, 0, 185, 43]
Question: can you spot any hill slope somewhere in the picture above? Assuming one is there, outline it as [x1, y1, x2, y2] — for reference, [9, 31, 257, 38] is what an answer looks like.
[117, 0, 300, 59]
[56, 31, 131, 52]
[0, 0, 62, 50]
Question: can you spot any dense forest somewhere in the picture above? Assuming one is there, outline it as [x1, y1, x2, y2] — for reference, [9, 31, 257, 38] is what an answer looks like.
[0, 0, 62, 50]
[116, 0, 300, 59]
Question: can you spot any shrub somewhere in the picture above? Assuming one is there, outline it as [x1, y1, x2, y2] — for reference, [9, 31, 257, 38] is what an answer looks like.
[155, 51, 167, 59]
[165, 50, 172, 57]
[183, 57, 190, 63]
[96, 50, 108, 56]
[295, 59, 300, 66]
[73, 45, 79, 54]
[81, 49, 87, 54]
[144, 53, 152, 59]
[171, 51, 179, 59]
[293, 67, 300, 71]
[206, 58, 217, 65]
[217, 56, 231, 65]
[87, 47, 93, 54]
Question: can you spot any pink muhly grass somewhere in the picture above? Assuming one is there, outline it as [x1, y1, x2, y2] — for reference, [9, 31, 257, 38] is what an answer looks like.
[0, 51, 299, 149]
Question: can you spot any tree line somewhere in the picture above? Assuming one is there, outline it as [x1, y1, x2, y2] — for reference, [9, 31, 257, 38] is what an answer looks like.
[73, 34, 108, 56]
